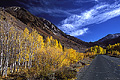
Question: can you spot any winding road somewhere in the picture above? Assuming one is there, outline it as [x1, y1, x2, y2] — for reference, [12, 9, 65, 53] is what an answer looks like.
[77, 55, 120, 80]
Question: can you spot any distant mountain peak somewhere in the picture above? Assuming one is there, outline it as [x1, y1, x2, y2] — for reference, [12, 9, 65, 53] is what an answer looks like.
[98, 33, 120, 42]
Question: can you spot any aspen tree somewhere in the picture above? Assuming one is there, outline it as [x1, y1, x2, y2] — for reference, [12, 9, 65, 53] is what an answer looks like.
[0, 24, 4, 75]
[45, 36, 50, 46]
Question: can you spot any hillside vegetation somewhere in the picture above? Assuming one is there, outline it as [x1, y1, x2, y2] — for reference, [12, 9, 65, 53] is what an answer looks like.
[86, 44, 120, 58]
[106, 43, 120, 57]
[0, 24, 87, 79]
[0, 8, 93, 80]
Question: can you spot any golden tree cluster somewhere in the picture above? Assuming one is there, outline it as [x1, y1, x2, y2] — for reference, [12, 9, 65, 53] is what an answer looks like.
[106, 43, 120, 56]
[0, 24, 84, 79]
[85, 45, 106, 57]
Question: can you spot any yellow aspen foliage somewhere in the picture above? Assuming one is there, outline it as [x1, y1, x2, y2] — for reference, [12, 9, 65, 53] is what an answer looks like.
[45, 36, 50, 46]
[106, 43, 120, 56]
[76, 53, 84, 60]
[37, 35, 44, 49]
[23, 28, 29, 38]
[54, 39, 58, 48]
[86, 45, 106, 55]
[58, 41, 62, 49]
[50, 36, 54, 45]
[61, 58, 70, 66]
[50, 36, 53, 40]
[65, 48, 78, 64]
[0, 26, 88, 79]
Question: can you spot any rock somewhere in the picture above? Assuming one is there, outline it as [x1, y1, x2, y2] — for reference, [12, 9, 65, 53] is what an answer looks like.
[76, 62, 83, 67]
[71, 62, 82, 68]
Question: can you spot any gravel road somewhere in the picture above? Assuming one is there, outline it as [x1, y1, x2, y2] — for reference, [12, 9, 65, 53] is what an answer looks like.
[77, 55, 120, 80]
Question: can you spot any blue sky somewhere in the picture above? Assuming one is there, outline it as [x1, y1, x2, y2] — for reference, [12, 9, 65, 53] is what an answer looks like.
[1, 0, 120, 42]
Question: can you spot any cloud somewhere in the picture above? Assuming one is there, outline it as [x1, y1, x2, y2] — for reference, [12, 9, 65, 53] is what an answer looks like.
[70, 28, 89, 36]
[95, 0, 99, 2]
[17, 0, 120, 36]
[59, 24, 88, 36]
[59, 1, 120, 36]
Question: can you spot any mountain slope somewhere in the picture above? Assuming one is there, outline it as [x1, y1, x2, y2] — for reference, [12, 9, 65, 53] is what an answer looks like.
[98, 33, 120, 42]
[98, 36, 120, 47]
[0, 6, 89, 52]
[91, 33, 120, 47]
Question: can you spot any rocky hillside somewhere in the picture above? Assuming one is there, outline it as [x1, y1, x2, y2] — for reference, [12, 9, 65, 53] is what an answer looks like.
[98, 33, 120, 42]
[0, 6, 89, 52]
[89, 33, 120, 47]
[97, 36, 120, 47]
